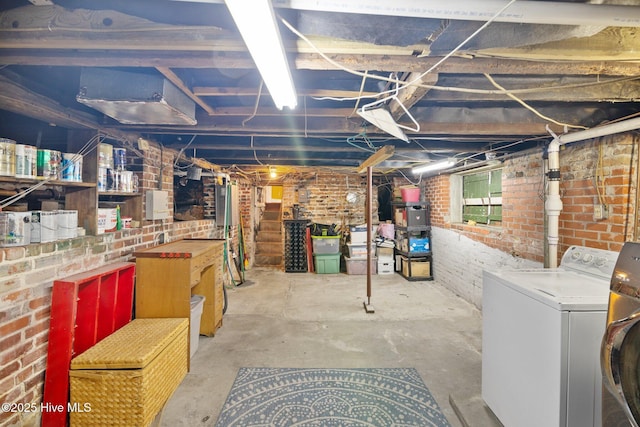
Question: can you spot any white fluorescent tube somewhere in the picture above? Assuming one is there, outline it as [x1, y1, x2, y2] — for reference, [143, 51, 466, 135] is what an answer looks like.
[412, 158, 456, 174]
[225, 0, 297, 110]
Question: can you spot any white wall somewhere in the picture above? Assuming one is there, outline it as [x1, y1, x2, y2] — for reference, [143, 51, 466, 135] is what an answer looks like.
[431, 227, 541, 309]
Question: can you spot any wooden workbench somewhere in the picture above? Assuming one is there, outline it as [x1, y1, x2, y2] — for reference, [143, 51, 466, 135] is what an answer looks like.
[134, 239, 225, 344]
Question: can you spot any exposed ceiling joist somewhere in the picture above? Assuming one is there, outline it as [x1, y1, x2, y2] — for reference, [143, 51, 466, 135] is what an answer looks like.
[390, 73, 439, 120]
[193, 87, 378, 98]
[156, 66, 216, 115]
[1, 1, 639, 172]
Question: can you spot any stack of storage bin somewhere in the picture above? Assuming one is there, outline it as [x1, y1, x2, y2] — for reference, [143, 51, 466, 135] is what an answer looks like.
[376, 245, 395, 274]
[376, 223, 395, 274]
[312, 235, 341, 274]
[345, 224, 377, 275]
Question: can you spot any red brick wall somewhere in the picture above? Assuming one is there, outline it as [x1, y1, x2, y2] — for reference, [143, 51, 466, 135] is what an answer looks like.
[0, 219, 225, 426]
[0, 143, 228, 426]
[279, 172, 376, 230]
[425, 175, 449, 226]
[424, 133, 637, 266]
[557, 134, 636, 254]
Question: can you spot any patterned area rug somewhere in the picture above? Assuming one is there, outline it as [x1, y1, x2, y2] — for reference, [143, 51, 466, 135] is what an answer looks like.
[215, 367, 451, 426]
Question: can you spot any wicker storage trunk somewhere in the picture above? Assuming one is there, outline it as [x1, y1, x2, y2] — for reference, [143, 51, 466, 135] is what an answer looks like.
[69, 318, 188, 426]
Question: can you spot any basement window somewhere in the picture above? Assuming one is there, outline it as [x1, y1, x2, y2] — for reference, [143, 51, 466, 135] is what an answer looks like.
[450, 168, 502, 226]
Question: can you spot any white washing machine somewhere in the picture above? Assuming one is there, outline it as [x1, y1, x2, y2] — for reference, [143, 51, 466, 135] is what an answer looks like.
[482, 245, 619, 427]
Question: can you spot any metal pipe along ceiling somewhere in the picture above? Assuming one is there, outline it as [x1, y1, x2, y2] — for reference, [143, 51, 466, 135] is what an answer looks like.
[276, 0, 640, 28]
[174, 0, 640, 27]
[173, 0, 640, 27]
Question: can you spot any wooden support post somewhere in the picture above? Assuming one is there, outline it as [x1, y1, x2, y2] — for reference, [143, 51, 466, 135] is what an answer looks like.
[364, 165, 375, 313]
[357, 146, 395, 313]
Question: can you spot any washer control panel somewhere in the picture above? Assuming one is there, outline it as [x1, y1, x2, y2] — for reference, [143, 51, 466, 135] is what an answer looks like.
[561, 245, 619, 280]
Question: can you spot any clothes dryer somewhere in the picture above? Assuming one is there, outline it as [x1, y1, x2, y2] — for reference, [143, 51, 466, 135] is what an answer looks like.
[601, 242, 640, 427]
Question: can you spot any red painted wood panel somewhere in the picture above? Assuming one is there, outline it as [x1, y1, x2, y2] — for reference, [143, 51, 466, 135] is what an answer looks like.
[42, 262, 135, 427]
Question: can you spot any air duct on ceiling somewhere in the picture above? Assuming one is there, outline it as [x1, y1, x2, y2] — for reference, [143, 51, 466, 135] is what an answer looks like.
[76, 68, 196, 125]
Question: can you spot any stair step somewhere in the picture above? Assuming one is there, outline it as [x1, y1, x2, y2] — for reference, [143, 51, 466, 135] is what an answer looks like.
[254, 254, 283, 266]
[256, 231, 282, 243]
[263, 211, 280, 221]
[255, 243, 282, 254]
[259, 221, 282, 232]
[256, 203, 284, 267]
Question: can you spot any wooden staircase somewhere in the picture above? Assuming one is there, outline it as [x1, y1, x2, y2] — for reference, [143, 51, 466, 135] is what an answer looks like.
[254, 203, 284, 268]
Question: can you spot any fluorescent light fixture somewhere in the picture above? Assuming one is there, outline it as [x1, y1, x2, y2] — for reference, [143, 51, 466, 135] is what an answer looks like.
[357, 78, 420, 142]
[357, 107, 409, 142]
[412, 158, 456, 174]
[225, 0, 297, 110]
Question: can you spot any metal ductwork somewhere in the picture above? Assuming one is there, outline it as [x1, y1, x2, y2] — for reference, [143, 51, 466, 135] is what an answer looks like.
[76, 68, 196, 125]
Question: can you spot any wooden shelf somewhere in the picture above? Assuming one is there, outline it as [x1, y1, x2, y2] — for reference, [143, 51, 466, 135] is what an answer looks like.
[1, 131, 144, 236]
[0, 176, 95, 188]
[98, 191, 141, 197]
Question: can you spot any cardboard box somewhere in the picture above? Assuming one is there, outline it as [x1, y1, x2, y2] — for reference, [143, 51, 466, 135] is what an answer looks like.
[349, 225, 373, 244]
[409, 237, 430, 253]
[377, 259, 394, 275]
[97, 208, 117, 234]
[401, 257, 431, 278]
[376, 246, 394, 260]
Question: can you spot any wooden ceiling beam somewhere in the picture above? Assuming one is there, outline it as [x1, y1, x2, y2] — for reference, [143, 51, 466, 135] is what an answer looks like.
[0, 74, 141, 143]
[390, 73, 440, 120]
[167, 143, 443, 158]
[356, 145, 395, 173]
[2, 49, 639, 77]
[113, 118, 564, 137]
[205, 107, 354, 117]
[193, 87, 378, 98]
[155, 66, 216, 116]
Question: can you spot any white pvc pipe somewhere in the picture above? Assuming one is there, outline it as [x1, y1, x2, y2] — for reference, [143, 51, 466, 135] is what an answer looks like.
[545, 138, 563, 268]
[285, 0, 640, 27]
[543, 116, 640, 267]
[173, 0, 640, 28]
[558, 116, 640, 145]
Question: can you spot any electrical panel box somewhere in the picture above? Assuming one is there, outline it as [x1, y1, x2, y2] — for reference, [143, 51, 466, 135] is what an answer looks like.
[214, 184, 227, 225]
[214, 183, 238, 226]
[145, 190, 170, 220]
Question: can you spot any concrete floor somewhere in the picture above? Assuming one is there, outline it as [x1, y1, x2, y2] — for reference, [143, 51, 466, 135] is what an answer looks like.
[160, 267, 502, 427]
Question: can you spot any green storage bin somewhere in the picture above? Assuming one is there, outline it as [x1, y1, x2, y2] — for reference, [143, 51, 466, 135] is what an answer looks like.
[314, 253, 341, 274]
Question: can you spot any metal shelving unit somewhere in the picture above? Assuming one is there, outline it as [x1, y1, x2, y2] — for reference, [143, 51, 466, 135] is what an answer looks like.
[393, 201, 433, 281]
